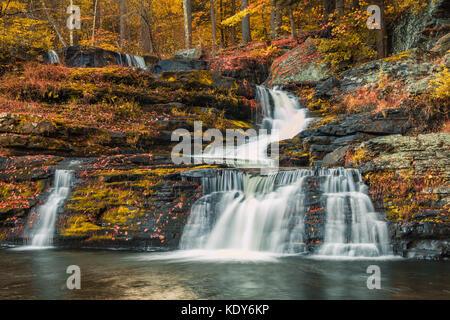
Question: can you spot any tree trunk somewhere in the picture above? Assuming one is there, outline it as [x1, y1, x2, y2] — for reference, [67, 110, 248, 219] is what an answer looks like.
[352, 0, 360, 9]
[210, 0, 217, 55]
[336, 0, 344, 16]
[375, 0, 388, 58]
[230, 0, 236, 46]
[183, 0, 193, 49]
[40, 0, 67, 47]
[119, 0, 127, 48]
[289, 7, 296, 40]
[241, 0, 252, 44]
[140, 1, 154, 54]
[270, 0, 282, 39]
[92, 0, 100, 43]
[323, 0, 335, 16]
[219, 0, 225, 48]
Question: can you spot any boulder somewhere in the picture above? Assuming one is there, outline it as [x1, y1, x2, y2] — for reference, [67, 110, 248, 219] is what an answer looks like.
[148, 58, 208, 74]
[174, 47, 203, 60]
[63, 46, 147, 68]
[268, 38, 331, 86]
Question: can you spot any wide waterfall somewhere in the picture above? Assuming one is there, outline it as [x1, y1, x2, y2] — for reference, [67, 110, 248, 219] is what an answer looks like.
[28, 170, 74, 247]
[180, 168, 392, 257]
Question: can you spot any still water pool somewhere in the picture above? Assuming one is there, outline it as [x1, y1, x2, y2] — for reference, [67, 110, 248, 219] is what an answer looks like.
[0, 249, 448, 300]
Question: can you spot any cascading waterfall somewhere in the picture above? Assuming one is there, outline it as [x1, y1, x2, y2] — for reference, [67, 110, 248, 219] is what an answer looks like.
[180, 170, 311, 253]
[47, 50, 61, 64]
[200, 86, 312, 167]
[180, 168, 392, 257]
[317, 168, 392, 257]
[179, 86, 392, 258]
[28, 170, 74, 247]
[123, 54, 146, 68]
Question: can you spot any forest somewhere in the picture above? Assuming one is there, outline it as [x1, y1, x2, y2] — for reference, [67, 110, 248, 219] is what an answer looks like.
[0, 0, 448, 301]
[0, 0, 430, 61]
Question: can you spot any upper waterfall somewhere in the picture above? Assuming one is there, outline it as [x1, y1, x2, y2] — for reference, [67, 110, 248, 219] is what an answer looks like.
[201, 86, 312, 168]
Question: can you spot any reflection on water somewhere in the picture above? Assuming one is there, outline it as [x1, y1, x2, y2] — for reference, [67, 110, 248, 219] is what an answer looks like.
[0, 249, 448, 300]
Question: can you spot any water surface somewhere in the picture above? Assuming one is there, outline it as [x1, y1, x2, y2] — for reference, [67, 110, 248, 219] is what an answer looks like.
[0, 249, 448, 300]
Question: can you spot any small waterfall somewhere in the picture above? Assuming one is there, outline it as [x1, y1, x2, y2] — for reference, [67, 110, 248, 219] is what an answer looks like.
[318, 168, 391, 257]
[123, 54, 146, 68]
[29, 170, 74, 247]
[47, 50, 61, 64]
[180, 168, 392, 257]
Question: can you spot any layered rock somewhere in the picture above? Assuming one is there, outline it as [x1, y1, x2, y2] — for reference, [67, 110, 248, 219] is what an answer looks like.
[1, 154, 208, 250]
[280, 108, 413, 167]
[353, 133, 450, 260]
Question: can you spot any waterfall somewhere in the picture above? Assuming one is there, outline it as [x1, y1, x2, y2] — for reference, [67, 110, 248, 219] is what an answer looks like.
[180, 170, 311, 253]
[47, 50, 61, 64]
[200, 86, 312, 167]
[29, 170, 74, 247]
[317, 168, 392, 257]
[179, 86, 392, 258]
[180, 168, 392, 257]
[123, 54, 146, 69]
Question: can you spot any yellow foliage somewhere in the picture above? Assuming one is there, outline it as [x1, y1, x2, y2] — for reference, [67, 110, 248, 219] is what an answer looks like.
[429, 66, 450, 101]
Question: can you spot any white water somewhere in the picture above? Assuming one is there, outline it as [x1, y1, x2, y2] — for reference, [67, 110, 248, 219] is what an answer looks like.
[180, 170, 311, 253]
[123, 54, 146, 69]
[180, 168, 392, 258]
[317, 168, 392, 257]
[200, 86, 312, 167]
[28, 170, 74, 248]
[47, 50, 61, 64]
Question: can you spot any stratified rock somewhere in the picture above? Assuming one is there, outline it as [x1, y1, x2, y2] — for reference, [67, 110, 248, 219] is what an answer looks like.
[390, 0, 450, 54]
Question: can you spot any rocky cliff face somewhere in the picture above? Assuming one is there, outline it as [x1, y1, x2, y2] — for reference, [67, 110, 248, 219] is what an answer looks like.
[354, 134, 450, 260]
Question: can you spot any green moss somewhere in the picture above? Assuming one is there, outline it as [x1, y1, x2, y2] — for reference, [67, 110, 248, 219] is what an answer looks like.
[61, 215, 102, 236]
